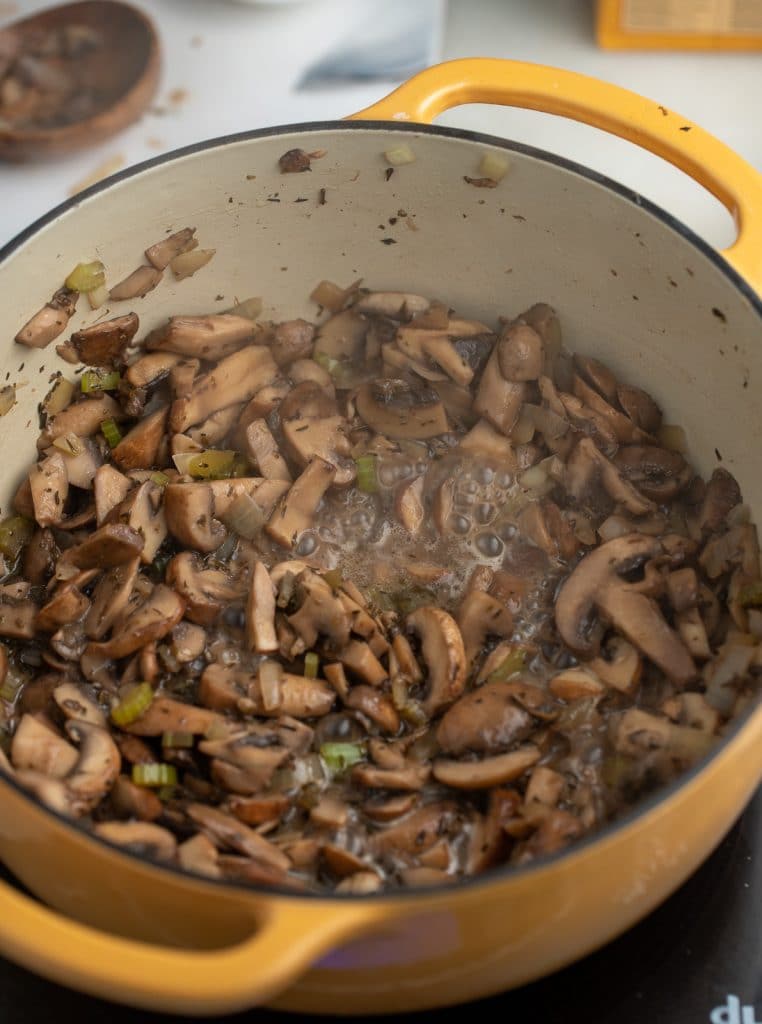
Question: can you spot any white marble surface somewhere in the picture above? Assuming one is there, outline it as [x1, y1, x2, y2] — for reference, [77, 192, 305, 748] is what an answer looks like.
[1, 0, 761, 251]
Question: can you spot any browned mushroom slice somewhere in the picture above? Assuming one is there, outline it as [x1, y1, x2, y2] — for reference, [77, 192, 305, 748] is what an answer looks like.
[112, 406, 169, 471]
[313, 309, 368, 366]
[170, 345, 278, 432]
[163, 482, 222, 552]
[166, 552, 242, 625]
[110, 480, 167, 564]
[675, 606, 712, 660]
[699, 523, 759, 580]
[228, 794, 291, 826]
[587, 637, 642, 693]
[124, 696, 225, 737]
[110, 775, 163, 822]
[353, 292, 430, 319]
[322, 844, 375, 879]
[65, 720, 121, 812]
[11, 714, 79, 777]
[456, 590, 514, 665]
[363, 793, 418, 822]
[53, 683, 107, 727]
[572, 373, 651, 444]
[186, 803, 291, 872]
[110, 266, 163, 301]
[436, 679, 534, 756]
[39, 395, 125, 450]
[266, 457, 336, 549]
[126, 352, 183, 389]
[281, 398, 355, 485]
[65, 522, 144, 570]
[617, 384, 662, 434]
[29, 452, 69, 527]
[419, 335, 474, 386]
[473, 350, 526, 435]
[144, 227, 197, 270]
[289, 357, 335, 393]
[238, 380, 291, 428]
[70, 313, 139, 367]
[369, 802, 459, 859]
[433, 744, 540, 790]
[93, 464, 131, 525]
[269, 319, 315, 367]
[457, 419, 517, 466]
[695, 468, 742, 537]
[344, 686, 399, 733]
[0, 600, 39, 640]
[35, 582, 89, 632]
[355, 379, 448, 440]
[566, 437, 655, 516]
[84, 557, 139, 640]
[613, 445, 691, 502]
[148, 314, 255, 359]
[548, 667, 606, 700]
[246, 562, 277, 653]
[406, 606, 466, 716]
[177, 832, 222, 878]
[170, 620, 206, 663]
[516, 500, 579, 562]
[395, 476, 425, 535]
[288, 570, 351, 649]
[200, 663, 335, 718]
[336, 872, 383, 894]
[340, 640, 387, 686]
[200, 730, 289, 778]
[88, 584, 184, 659]
[555, 533, 696, 685]
[352, 759, 431, 791]
[497, 323, 544, 381]
[169, 359, 200, 402]
[93, 821, 177, 860]
[613, 707, 714, 761]
[16, 287, 78, 349]
[245, 419, 292, 482]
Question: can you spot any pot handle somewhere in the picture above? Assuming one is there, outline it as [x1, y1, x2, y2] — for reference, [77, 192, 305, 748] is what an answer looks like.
[350, 58, 762, 295]
[0, 874, 380, 1015]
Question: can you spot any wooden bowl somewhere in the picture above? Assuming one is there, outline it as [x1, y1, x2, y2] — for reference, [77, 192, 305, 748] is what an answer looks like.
[0, 0, 160, 162]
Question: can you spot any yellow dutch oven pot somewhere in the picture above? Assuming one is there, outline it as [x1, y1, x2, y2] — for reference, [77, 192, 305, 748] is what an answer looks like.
[0, 59, 761, 1016]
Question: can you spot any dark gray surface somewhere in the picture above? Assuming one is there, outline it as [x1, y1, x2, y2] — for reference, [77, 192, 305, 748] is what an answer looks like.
[0, 788, 760, 1023]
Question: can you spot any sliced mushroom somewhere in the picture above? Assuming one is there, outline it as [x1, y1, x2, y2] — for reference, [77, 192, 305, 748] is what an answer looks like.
[548, 667, 605, 700]
[200, 733, 289, 790]
[587, 637, 641, 694]
[112, 406, 168, 471]
[288, 357, 335, 394]
[177, 832, 222, 878]
[148, 314, 254, 359]
[456, 589, 514, 665]
[420, 334, 474, 386]
[170, 621, 206, 663]
[351, 759, 430, 791]
[228, 794, 291, 826]
[35, 582, 89, 632]
[572, 373, 649, 444]
[363, 793, 418, 822]
[353, 292, 430, 319]
[340, 640, 387, 686]
[108, 480, 167, 564]
[126, 352, 183, 389]
[186, 803, 291, 872]
[123, 695, 224, 736]
[109, 266, 162, 301]
[555, 533, 696, 685]
[59, 437, 103, 491]
[63, 522, 144, 570]
[84, 557, 139, 639]
[65, 720, 121, 812]
[497, 323, 544, 381]
[313, 309, 368, 364]
[395, 476, 425, 535]
[110, 775, 163, 822]
[169, 359, 200, 401]
[170, 345, 278, 432]
[281, 401, 355, 486]
[265, 457, 336, 549]
[517, 500, 579, 561]
[88, 584, 184, 659]
[16, 287, 79, 349]
[437, 679, 534, 755]
[344, 685, 399, 733]
[53, 683, 107, 727]
[29, 452, 68, 527]
[695, 468, 742, 536]
[166, 552, 242, 625]
[433, 744, 540, 790]
[407, 606, 467, 716]
[200, 663, 335, 718]
[39, 395, 125, 450]
[369, 802, 459, 858]
[310, 795, 350, 830]
[355, 379, 448, 440]
[11, 714, 80, 777]
[93, 821, 177, 860]
[70, 313, 139, 367]
[0, 600, 41, 640]
[336, 872, 383, 894]
[565, 437, 655, 516]
[613, 445, 691, 502]
[93, 464, 131, 525]
[245, 419, 292, 482]
[144, 227, 197, 270]
[617, 385, 662, 434]
[288, 571, 351, 650]
[457, 418, 518, 466]
[246, 562, 278, 653]
[473, 350, 526, 435]
[270, 319, 315, 367]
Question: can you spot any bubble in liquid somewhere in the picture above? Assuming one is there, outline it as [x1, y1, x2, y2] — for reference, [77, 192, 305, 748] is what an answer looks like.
[475, 502, 495, 525]
[475, 532, 503, 558]
[453, 515, 471, 535]
[496, 470, 513, 488]
[465, 478, 479, 494]
[477, 465, 495, 485]
[296, 532, 318, 556]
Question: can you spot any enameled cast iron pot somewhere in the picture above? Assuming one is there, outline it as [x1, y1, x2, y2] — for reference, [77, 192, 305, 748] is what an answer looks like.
[0, 59, 760, 1016]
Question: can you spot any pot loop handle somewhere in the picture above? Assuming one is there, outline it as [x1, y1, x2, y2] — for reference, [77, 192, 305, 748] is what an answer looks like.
[0, 875, 382, 1015]
[350, 58, 762, 296]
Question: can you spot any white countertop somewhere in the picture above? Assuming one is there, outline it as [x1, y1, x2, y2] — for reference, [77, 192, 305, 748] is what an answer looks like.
[1, 0, 761, 253]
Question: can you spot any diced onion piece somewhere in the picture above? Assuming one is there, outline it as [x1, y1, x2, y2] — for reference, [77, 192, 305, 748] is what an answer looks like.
[524, 404, 568, 440]
[355, 454, 378, 494]
[0, 385, 15, 417]
[150, 471, 170, 487]
[487, 648, 526, 683]
[259, 660, 283, 711]
[162, 731, 194, 748]
[659, 423, 687, 453]
[43, 377, 75, 417]
[384, 144, 416, 167]
[320, 742, 365, 776]
[172, 449, 236, 479]
[479, 151, 510, 182]
[304, 652, 319, 678]
[52, 432, 85, 456]
[132, 762, 178, 787]
[322, 568, 342, 589]
[0, 516, 34, 560]
[81, 369, 120, 393]
[87, 283, 110, 310]
[111, 682, 154, 727]
[222, 492, 266, 540]
[510, 407, 535, 444]
[100, 418, 122, 448]
[170, 249, 215, 281]
[65, 260, 106, 293]
[519, 464, 549, 491]
[228, 296, 263, 320]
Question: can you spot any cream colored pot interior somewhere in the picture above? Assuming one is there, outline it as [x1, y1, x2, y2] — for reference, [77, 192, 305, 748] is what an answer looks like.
[1, 125, 759, 516]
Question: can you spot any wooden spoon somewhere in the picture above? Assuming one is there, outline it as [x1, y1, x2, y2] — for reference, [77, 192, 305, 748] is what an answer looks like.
[0, 0, 160, 162]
